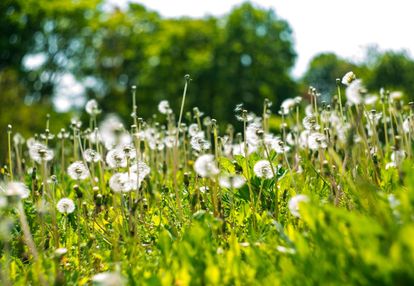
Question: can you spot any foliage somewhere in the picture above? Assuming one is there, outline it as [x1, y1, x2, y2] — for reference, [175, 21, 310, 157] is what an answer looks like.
[1, 73, 414, 285]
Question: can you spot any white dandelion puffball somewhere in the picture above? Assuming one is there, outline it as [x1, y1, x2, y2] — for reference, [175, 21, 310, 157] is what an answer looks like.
[280, 98, 296, 115]
[219, 175, 246, 189]
[0, 196, 6, 208]
[3, 182, 29, 200]
[106, 149, 127, 169]
[67, 161, 89, 180]
[190, 134, 211, 152]
[194, 154, 219, 178]
[109, 173, 138, 193]
[29, 142, 54, 163]
[253, 160, 275, 179]
[302, 115, 319, 131]
[288, 194, 310, 218]
[92, 271, 124, 286]
[345, 79, 364, 105]
[308, 132, 328, 151]
[83, 149, 102, 163]
[129, 161, 151, 181]
[56, 198, 75, 214]
[85, 99, 101, 115]
[188, 123, 200, 137]
[158, 100, 171, 114]
[341, 71, 356, 86]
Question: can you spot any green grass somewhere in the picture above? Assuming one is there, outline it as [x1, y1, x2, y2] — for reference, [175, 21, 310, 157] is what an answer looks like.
[1, 77, 414, 285]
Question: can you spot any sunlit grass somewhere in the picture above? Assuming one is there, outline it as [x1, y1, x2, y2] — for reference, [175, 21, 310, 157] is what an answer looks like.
[1, 74, 414, 285]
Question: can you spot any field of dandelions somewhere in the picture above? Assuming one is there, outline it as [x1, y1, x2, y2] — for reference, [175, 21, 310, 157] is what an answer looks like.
[1, 72, 414, 285]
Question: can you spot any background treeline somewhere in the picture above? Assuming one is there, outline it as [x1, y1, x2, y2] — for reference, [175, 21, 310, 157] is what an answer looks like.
[1, 0, 414, 160]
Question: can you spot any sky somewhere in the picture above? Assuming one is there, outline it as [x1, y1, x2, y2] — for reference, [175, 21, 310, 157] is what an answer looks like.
[113, 0, 414, 78]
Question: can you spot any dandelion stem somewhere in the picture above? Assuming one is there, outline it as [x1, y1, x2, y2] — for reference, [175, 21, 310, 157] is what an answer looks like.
[7, 125, 13, 181]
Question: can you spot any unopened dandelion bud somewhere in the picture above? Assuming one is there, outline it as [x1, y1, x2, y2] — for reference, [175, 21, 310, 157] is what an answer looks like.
[183, 172, 190, 187]
[336, 78, 341, 86]
[95, 194, 103, 207]
[184, 74, 191, 82]
[50, 175, 57, 183]
[395, 136, 401, 149]
[31, 167, 37, 180]
[233, 160, 243, 173]
[74, 185, 83, 199]
[7, 124, 12, 132]
[372, 153, 378, 165]
[132, 199, 139, 213]
[193, 107, 200, 115]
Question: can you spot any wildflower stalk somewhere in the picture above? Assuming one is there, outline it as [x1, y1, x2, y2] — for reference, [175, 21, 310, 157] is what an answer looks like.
[261, 138, 280, 218]
[173, 75, 191, 219]
[242, 110, 256, 228]
[7, 125, 13, 181]
[14, 140, 23, 179]
[50, 179, 59, 248]
[336, 79, 345, 124]
[17, 202, 48, 286]
[212, 119, 220, 217]
[381, 94, 389, 150]
[2, 240, 11, 286]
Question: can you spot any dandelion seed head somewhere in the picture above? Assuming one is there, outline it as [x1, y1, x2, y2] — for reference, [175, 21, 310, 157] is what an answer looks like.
[13, 133, 25, 146]
[188, 123, 201, 137]
[341, 71, 356, 86]
[92, 272, 124, 286]
[56, 198, 75, 214]
[190, 133, 211, 152]
[403, 117, 413, 134]
[85, 99, 101, 115]
[1, 182, 29, 200]
[158, 100, 171, 114]
[303, 115, 320, 131]
[83, 149, 101, 163]
[280, 98, 296, 115]
[391, 150, 406, 164]
[67, 161, 89, 180]
[194, 154, 219, 178]
[29, 143, 54, 163]
[308, 132, 328, 150]
[219, 175, 246, 189]
[364, 95, 378, 105]
[106, 149, 127, 169]
[130, 161, 151, 181]
[389, 91, 403, 102]
[345, 79, 364, 105]
[288, 194, 309, 218]
[109, 173, 130, 193]
[163, 136, 175, 148]
[253, 160, 274, 179]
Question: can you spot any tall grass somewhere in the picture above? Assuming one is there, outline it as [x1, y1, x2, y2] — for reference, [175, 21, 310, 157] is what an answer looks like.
[1, 74, 414, 285]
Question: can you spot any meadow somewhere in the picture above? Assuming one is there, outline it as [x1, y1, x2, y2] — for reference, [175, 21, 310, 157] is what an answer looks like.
[1, 72, 414, 285]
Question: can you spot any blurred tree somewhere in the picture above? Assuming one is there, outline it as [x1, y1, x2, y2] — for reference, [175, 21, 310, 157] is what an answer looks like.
[1, 1, 298, 148]
[79, 3, 162, 121]
[214, 3, 297, 122]
[365, 50, 414, 99]
[140, 16, 220, 119]
[81, 2, 298, 124]
[302, 53, 360, 101]
[0, 0, 101, 162]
